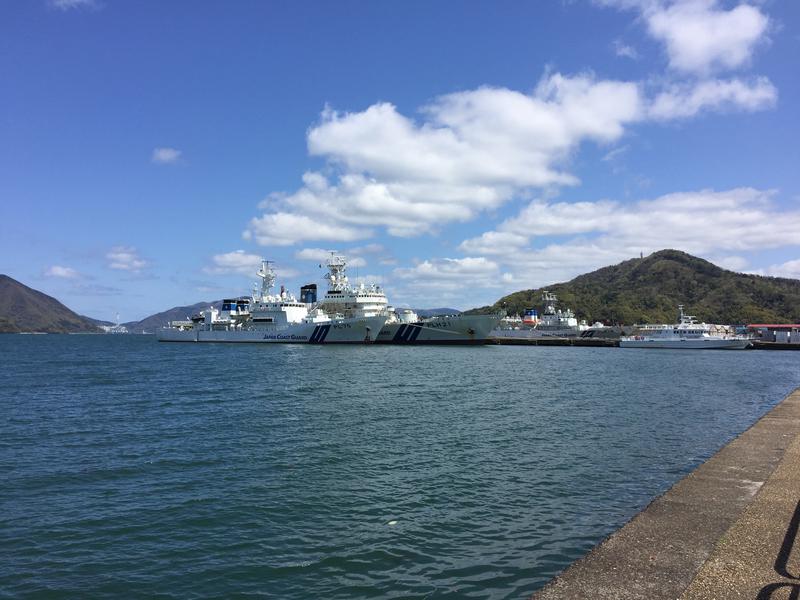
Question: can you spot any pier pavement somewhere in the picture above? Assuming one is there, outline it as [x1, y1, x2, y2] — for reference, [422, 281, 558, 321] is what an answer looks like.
[532, 387, 800, 599]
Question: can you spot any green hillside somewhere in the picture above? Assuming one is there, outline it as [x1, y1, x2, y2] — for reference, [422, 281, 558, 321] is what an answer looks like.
[467, 250, 800, 325]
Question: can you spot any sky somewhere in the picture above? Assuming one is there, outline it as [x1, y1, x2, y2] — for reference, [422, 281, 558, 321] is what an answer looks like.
[1, 0, 799, 321]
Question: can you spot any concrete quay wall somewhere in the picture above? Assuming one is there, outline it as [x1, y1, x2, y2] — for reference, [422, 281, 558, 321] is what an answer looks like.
[532, 387, 800, 599]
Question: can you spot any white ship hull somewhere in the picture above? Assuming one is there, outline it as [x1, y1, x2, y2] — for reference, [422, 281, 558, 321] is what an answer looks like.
[376, 314, 501, 345]
[157, 315, 387, 344]
[619, 338, 751, 350]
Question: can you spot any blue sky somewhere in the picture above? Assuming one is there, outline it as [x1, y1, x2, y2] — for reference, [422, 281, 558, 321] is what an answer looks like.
[1, 0, 799, 321]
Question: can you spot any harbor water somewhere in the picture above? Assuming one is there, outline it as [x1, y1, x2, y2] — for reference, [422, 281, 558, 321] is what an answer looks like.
[2, 335, 799, 599]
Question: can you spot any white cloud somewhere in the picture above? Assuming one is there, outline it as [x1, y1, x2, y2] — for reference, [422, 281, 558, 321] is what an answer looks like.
[246, 211, 371, 246]
[151, 147, 182, 164]
[294, 247, 368, 267]
[49, 0, 97, 10]
[295, 248, 336, 262]
[711, 255, 749, 271]
[245, 56, 780, 249]
[761, 259, 800, 280]
[44, 265, 80, 279]
[649, 77, 777, 119]
[466, 188, 800, 255]
[205, 250, 263, 275]
[245, 72, 644, 246]
[389, 256, 512, 308]
[106, 246, 148, 272]
[457, 231, 530, 255]
[394, 257, 503, 291]
[613, 40, 639, 59]
[646, 0, 769, 75]
[601, 0, 770, 76]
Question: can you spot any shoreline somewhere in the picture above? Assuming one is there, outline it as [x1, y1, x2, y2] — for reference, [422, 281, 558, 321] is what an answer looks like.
[531, 386, 800, 599]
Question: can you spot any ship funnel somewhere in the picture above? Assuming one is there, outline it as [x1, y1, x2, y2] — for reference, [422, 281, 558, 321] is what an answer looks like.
[300, 284, 317, 304]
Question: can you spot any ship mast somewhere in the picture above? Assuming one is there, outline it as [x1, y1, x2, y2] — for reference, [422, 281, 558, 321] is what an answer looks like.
[325, 252, 349, 292]
[256, 260, 276, 300]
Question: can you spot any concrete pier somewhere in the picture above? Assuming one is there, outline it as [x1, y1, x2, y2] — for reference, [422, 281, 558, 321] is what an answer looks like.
[532, 387, 800, 599]
[490, 337, 800, 349]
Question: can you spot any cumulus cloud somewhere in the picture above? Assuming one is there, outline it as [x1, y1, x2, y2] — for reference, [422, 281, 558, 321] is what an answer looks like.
[601, 0, 770, 75]
[464, 188, 799, 255]
[151, 147, 182, 164]
[244, 72, 645, 246]
[646, 0, 769, 75]
[106, 246, 148, 272]
[649, 77, 776, 119]
[44, 265, 80, 279]
[245, 56, 779, 249]
[205, 250, 263, 275]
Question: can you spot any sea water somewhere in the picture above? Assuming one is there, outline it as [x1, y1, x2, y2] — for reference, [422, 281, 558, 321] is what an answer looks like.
[1, 335, 799, 599]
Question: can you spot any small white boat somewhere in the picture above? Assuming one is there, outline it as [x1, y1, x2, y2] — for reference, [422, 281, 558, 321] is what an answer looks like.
[620, 305, 751, 350]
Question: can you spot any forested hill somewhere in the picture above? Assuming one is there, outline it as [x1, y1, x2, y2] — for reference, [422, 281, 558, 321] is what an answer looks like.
[467, 250, 800, 325]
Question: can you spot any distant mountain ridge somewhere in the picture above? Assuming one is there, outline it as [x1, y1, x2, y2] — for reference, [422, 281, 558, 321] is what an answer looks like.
[123, 300, 222, 334]
[0, 275, 102, 333]
[467, 250, 800, 324]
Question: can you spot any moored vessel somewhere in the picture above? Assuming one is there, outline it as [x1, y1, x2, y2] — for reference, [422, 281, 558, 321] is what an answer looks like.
[492, 291, 592, 339]
[318, 253, 501, 344]
[620, 305, 751, 350]
[156, 260, 386, 344]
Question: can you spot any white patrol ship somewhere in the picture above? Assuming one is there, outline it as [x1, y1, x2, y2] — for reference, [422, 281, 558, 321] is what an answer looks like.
[156, 260, 386, 344]
[318, 253, 501, 345]
[491, 291, 592, 339]
[620, 305, 751, 349]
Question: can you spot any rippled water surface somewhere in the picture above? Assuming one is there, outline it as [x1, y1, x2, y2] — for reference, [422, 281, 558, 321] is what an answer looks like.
[2, 335, 799, 598]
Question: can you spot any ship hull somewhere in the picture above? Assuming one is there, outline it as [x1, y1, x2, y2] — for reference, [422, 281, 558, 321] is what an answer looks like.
[157, 316, 386, 344]
[376, 314, 501, 345]
[491, 327, 586, 339]
[619, 338, 751, 349]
